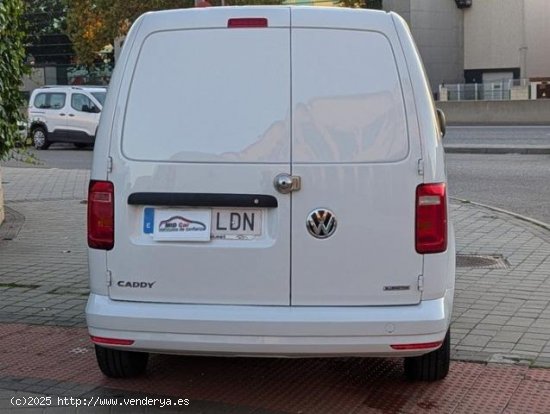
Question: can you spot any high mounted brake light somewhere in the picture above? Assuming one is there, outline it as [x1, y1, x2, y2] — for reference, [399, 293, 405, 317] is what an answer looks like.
[415, 183, 447, 254]
[227, 18, 268, 28]
[88, 180, 114, 250]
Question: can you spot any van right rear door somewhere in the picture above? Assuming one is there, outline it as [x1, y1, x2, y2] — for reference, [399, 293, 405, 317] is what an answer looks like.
[289, 10, 424, 306]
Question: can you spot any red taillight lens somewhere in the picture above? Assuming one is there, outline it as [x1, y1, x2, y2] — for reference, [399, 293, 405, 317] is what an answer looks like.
[227, 18, 268, 28]
[415, 183, 447, 254]
[90, 336, 134, 346]
[88, 180, 114, 250]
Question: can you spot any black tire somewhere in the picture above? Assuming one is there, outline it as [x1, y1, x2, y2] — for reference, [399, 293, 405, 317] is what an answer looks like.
[404, 329, 450, 381]
[32, 127, 50, 150]
[95, 345, 149, 378]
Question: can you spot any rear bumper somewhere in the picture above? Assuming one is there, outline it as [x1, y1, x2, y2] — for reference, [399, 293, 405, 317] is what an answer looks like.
[86, 289, 453, 357]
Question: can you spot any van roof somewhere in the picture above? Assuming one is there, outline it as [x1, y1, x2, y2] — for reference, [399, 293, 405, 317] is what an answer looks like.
[136, 6, 394, 32]
[37, 85, 107, 92]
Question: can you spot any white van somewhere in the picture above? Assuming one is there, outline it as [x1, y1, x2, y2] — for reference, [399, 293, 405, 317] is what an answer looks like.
[86, 7, 455, 382]
[28, 86, 106, 149]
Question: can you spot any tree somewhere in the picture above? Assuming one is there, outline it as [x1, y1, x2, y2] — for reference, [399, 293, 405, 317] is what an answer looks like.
[0, 0, 28, 160]
[25, 0, 67, 42]
[24, 0, 74, 70]
[66, 0, 193, 65]
[339, 0, 382, 8]
[66, 0, 285, 66]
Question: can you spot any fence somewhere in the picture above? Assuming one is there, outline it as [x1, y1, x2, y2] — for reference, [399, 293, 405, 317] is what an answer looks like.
[440, 79, 531, 101]
[21, 64, 113, 96]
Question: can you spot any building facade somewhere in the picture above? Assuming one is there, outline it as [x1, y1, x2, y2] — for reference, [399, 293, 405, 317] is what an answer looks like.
[384, 0, 550, 96]
[384, 0, 464, 92]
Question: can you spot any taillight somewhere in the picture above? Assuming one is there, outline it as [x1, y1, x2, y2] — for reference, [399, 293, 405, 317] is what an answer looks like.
[415, 183, 447, 254]
[88, 180, 114, 250]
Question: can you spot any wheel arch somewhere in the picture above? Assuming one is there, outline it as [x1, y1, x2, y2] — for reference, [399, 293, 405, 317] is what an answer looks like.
[30, 121, 49, 135]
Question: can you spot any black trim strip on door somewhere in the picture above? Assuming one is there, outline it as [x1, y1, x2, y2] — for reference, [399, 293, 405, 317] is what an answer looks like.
[127, 193, 278, 208]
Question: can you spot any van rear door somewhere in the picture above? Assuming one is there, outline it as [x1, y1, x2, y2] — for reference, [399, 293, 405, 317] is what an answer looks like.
[290, 12, 423, 305]
[107, 9, 292, 305]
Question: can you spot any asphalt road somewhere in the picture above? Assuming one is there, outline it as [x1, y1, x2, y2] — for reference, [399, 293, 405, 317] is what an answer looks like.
[2, 127, 549, 224]
[446, 153, 550, 225]
[2, 144, 94, 170]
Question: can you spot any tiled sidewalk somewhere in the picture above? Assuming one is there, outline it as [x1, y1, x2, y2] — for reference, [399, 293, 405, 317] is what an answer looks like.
[452, 201, 550, 367]
[1, 166, 550, 413]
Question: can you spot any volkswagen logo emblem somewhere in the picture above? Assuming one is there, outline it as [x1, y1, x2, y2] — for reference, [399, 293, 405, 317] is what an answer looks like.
[306, 209, 337, 239]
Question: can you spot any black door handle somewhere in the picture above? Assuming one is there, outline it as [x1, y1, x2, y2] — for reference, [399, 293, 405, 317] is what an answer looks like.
[68, 114, 75, 117]
[59, 113, 66, 116]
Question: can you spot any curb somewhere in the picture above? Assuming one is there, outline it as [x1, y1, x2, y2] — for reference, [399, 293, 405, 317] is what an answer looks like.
[451, 197, 550, 233]
[0, 206, 25, 241]
[444, 145, 550, 154]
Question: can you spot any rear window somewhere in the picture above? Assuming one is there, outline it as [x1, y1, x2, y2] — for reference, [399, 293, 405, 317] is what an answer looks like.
[122, 29, 291, 163]
[292, 29, 409, 163]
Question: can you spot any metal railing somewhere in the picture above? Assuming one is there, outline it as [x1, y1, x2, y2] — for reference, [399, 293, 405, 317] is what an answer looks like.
[440, 79, 531, 101]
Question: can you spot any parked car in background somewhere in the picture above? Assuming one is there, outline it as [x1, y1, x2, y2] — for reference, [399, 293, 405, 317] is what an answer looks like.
[28, 85, 106, 149]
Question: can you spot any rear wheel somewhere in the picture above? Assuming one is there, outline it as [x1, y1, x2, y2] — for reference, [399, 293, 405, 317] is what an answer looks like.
[32, 127, 50, 150]
[95, 345, 149, 378]
[404, 329, 450, 381]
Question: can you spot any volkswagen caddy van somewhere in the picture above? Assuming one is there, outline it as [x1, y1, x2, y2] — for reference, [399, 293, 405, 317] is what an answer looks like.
[86, 7, 455, 381]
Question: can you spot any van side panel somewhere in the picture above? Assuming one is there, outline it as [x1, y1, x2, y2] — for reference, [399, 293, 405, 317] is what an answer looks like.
[88, 16, 146, 297]
[391, 12, 455, 301]
[390, 12, 445, 184]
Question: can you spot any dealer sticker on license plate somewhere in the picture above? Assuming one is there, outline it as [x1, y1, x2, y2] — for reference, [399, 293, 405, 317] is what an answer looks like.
[151, 209, 212, 241]
[144, 208, 262, 241]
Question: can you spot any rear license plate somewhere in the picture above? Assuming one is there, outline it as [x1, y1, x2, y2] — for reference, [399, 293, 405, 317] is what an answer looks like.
[211, 208, 262, 240]
[144, 208, 262, 241]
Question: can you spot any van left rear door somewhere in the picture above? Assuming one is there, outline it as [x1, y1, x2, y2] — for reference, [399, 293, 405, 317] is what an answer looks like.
[106, 9, 292, 306]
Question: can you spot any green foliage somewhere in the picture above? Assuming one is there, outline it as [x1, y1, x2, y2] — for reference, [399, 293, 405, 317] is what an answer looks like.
[67, 0, 285, 66]
[339, 0, 382, 8]
[366, 0, 382, 8]
[0, 0, 29, 160]
[223, 0, 284, 4]
[67, 0, 194, 65]
[25, 0, 67, 41]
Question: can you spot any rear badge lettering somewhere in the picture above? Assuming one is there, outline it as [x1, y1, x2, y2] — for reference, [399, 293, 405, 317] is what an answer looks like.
[117, 281, 156, 288]
[383, 285, 411, 291]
